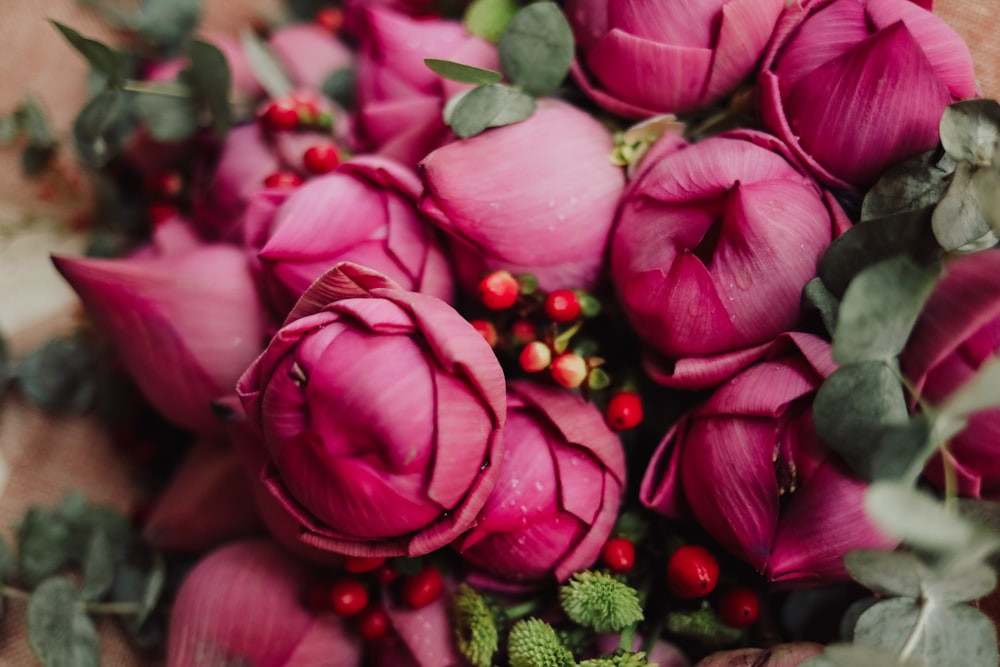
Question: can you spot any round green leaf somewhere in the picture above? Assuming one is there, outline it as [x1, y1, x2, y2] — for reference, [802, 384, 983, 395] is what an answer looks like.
[448, 83, 536, 139]
[187, 39, 233, 138]
[832, 256, 939, 365]
[136, 0, 202, 53]
[464, 0, 519, 42]
[322, 67, 356, 110]
[50, 21, 126, 87]
[81, 531, 115, 603]
[18, 508, 72, 588]
[854, 598, 998, 667]
[803, 643, 920, 667]
[73, 87, 128, 167]
[27, 577, 100, 667]
[844, 550, 924, 598]
[132, 89, 199, 141]
[932, 162, 992, 251]
[940, 98, 1000, 166]
[922, 563, 997, 606]
[801, 277, 839, 337]
[498, 2, 574, 96]
[425, 59, 503, 86]
[870, 415, 934, 484]
[15, 335, 100, 415]
[861, 150, 956, 223]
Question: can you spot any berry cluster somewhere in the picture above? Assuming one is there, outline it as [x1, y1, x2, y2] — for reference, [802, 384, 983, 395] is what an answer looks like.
[259, 93, 342, 177]
[305, 556, 445, 642]
[473, 270, 644, 431]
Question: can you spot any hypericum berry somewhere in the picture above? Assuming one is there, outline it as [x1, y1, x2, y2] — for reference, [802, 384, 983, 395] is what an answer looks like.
[718, 587, 760, 628]
[666, 545, 719, 599]
[147, 171, 182, 198]
[303, 144, 340, 174]
[544, 289, 581, 323]
[315, 6, 345, 33]
[344, 555, 386, 574]
[519, 341, 552, 373]
[470, 319, 498, 347]
[375, 563, 400, 585]
[401, 566, 443, 609]
[478, 270, 519, 310]
[329, 579, 369, 616]
[293, 94, 321, 125]
[147, 201, 177, 226]
[601, 537, 636, 573]
[550, 353, 588, 388]
[605, 392, 643, 431]
[263, 171, 304, 189]
[511, 319, 536, 345]
[356, 605, 390, 640]
[261, 99, 300, 132]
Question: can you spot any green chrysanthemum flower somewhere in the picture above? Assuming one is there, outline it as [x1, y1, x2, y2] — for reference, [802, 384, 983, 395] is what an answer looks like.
[559, 570, 644, 633]
[452, 584, 500, 667]
[507, 618, 576, 667]
[578, 650, 651, 667]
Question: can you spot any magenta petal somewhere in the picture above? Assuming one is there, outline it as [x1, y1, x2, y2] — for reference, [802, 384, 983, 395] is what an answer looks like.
[269, 24, 353, 90]
[784, 22, 952, 187]
[554, 473, 621, 581]
[640, 418, 694, 518]
[642, 339, 772, 389]
[167, 540, 362, 667]
[382, 591, 462, 667]
[704, 0, 785, 100]
[284, 262, 404, 323]
[768, 463, 896, 584]
[682, 418, 779, 570]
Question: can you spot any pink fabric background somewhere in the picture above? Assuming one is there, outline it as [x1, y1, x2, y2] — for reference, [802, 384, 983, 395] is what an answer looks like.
[0, 1, 997, 664]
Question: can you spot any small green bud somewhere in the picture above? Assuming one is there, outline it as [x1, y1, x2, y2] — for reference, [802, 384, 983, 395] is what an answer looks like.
[665, 600, 743, 647]
[579, 650, 651, 667]
[507, 618, 575, 667]
[559, 570, 643, 634]
[452, 584, 499, 667]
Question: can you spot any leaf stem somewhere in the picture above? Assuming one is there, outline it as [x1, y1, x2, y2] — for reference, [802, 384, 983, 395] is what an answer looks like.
[1, 585, 31, 601]
[122, 80, 192, 98]
[504, 599, 539, 620]
[619, 622, 636, 652]
[79, 600, 143, 616]
[898, 600, 932, 663]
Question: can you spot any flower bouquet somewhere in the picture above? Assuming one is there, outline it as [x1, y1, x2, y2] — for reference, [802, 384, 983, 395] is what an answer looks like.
[3, 0, 1000, 666]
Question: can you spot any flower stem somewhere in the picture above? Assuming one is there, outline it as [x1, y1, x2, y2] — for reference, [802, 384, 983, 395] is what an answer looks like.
[504, 599, 540, 620]
[618, 622, 636, 652]
[898, 600, 932, 663]
[122, 80, 192, 98]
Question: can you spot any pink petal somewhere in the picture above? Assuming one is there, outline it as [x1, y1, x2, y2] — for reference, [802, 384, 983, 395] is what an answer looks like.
[382, 591, 462, 667]
[269, 24, 354, 91]
[640, 417, 701, 519]
[608, 0, 723, 47]
[704, 0, 785, 101]
[642, 339, 773, 390]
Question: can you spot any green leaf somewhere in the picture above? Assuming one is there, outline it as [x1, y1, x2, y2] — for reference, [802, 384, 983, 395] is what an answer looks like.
[27, 578, 100, 667]
[448, 83, 536, 138]
[812, 361, 908, 479]
[0, 113, 20, 142]
[932, 162, 994, 251]
[18, 508, 72, 588]
[801, 643, 921, 667]
[187, 39, 233, 138]
[870, 415, 934, 484]
[922, 562, 997, 605]
[939, 353, 1000, 423]
[322, 67, 356, 110]
[21, 144, 57, 176]
[939, 98, 1000, 166]
[844, 549, 924, 599]
[832, 257, 939, 365]
[801, 277, 839, 337]
[50, 21, 126, 87]
[80, 531, 115, 602]
[15, 334, 100, 415]
[498, 2, 574, 96]
[861, 150, 956, 222]
[111, 546, 165, 628]
[20, 98, 56, 147]
[73, 87, 128, 167]
[854, 598, 998, 667]
[587, 367, 610, 391]
[425, 58, 504, 85]
[465, 0, 520, 42]
[818, 209, 941, 298]
[283, 0, 329, 20]
[240, 29, 293, 100]
[132, 88, 199, 141]
[136, 0, 202, 54]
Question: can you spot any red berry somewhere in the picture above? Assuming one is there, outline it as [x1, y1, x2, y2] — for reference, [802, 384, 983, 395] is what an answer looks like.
[519, 341, 552, 373]
[344, 555, 386, 574]
[261, 100, 300, 132]
[511, 319, 536, 345]
[147, 171, 182, 197]
[401, 566, 443, 609]
[470, 320, 498, 347]
[601, 537, 636, 573]
[147, 201, 177, 226]
[315, 7, 345, 33]
[263, 171, 304, 189]
[605, 392, 643, 431]
[303, 144, 340, 174]
[718, 587, 760, 628]
[357, 605, 390, 640]
[375, 564, 400, 585]
[329, 579, 368, 616]
[550, 353, 588, 388]
[544, 289, 581, 323]
[666, 545, 719, 599]
[478, 270, 519, 310]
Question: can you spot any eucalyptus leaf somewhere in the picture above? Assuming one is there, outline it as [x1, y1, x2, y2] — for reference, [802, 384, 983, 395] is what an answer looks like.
[861, 149, 955, 222]
[50, 21, 126, 87]
[498, 2, 574, 96]
[854, 597, 998, 667]
[283, 0, 329, 20]
[322, 67, 356, 109]
[20, 98, 56, 147]
[15, 334, 100, 415]
[818, 208, 941, 298]
[449, 83, 536, 138]
[18, 508, 72, 588]
[922, 562, 997, 605]
[865, 482, 1000, 559]
[425, 58, 504, 85]
[132, 89, 199, 141]
[73, 87, 128, 167]
[802, 277, 839, 337]
[0, 113, 20, 142]
[812, 361, 908, 479]
[465, 0, 520, 42]
[801, 643, 920, 667]
[187, 39, 233, 138]
[844, 550, 924, 598]
[136, 0, 202, 54]
[832, 257, 939, 364]
[240, 29, 293, 100]
[932, 162, 992, 251]
[938, 353, 1000, 422]
[939, 98, 1000, 166]
[111, 546, 165, 628]
[80, 531, 115, 603]
[27, 578, 100, 667]
[870, 416, 934, 484]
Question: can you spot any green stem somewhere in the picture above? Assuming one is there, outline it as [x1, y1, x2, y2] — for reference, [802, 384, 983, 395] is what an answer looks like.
[941, 444, 959, 512]
[1, 585, 31, 601]
[79, 600, 143, 616]
[898, 600, 932, 663]
[122, 80, 192, 98]
[619, 622, 636, 652]
[504, 599, 540, 620]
